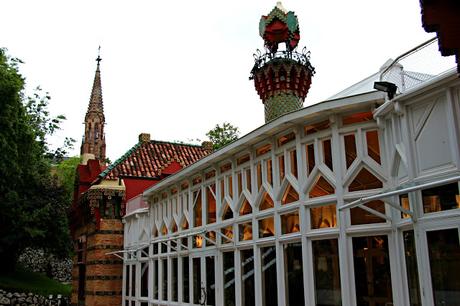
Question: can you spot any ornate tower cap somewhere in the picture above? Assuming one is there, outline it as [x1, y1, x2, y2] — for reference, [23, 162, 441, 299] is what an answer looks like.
[259, 2, 300, 53]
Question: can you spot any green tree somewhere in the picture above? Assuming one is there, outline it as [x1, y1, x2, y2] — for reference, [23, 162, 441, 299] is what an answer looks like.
[206, 122, 240, 150]
[0, 48, 72, 272]
[55, 156, 80, 204]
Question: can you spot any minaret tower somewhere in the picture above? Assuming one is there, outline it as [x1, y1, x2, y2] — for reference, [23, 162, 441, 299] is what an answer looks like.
[250, 2, 315, 122]
[80, 49, 106, 162]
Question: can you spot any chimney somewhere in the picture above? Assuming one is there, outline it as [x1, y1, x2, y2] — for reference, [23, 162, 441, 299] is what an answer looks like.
[139, 133, 151, 143]
[201, 141, 213, 152]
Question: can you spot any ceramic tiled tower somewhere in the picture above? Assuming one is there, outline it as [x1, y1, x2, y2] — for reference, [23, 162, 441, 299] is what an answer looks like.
[81, 53, 106, 162]
[250, 2, 315, 122]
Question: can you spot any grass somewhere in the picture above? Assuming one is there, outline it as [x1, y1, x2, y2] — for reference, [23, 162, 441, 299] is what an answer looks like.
[0, 267, 71, 297]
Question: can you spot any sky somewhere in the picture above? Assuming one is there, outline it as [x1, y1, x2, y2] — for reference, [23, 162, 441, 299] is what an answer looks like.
[2, 0, 435, 161]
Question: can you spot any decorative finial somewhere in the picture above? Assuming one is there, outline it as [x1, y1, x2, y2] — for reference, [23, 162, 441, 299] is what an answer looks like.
[96, 46, 102, 68]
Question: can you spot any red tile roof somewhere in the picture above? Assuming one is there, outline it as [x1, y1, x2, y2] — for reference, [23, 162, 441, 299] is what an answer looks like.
[100, 140, 211, 180]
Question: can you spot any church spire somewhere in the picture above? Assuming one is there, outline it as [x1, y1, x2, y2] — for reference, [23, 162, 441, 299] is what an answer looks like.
[80, 48, 106, 162]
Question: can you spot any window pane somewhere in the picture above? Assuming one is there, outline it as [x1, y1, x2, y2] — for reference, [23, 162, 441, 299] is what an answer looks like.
[239, 222, 253, 241]
[206, 256, 216, 305]
[311, 204, 337, 229]
[422, 183, 460, 213]
[162, 259, 168, 300]
[258, 217, 275, 238]
[427, 228, 460, 305]
[284, 242, 304, 306]
[131, 264, 136, 297]
[290, 150, 298, 178]
[306, 143, 315, 175]
[279, 155, 285, 182]
[193, 258, 201, 304]
[182, 257, 189, 303]
[241, 249, 255, 306]
[281, 211, 300, 234]
[261, 246, 277, 306]
[141, 262, 148, 297]
[221, 225, 233, 244]
[322, 139, 333, 171]
[125, 265, 130, 296]
[171, 258, 178, 301]
[366, 130, 381, 164]
[400, 194, 410, 219]
[350, 200, 386, 225]
[194, 190, 202, 227]
[309, 176, 335, 198]
[403, 231, 421, 306]
[282, 184, 299, 205]
[344, 134, 357, 169]
[266, 159, 273, 186]
[207, 185, 216, 224]
[348, 168, 383, 192]
[352, 236, 393, 306]
[223, 252, 235, 306]
[312, 239, 341, 306]
[153, 260, 158, 299]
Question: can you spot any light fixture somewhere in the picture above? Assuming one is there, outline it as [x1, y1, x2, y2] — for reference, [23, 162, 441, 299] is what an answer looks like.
[373, 81, 398, 100]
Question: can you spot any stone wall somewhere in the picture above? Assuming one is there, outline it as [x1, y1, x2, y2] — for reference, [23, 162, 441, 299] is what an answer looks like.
[17, 249, 72, 283]
[0, 289, 69, 306]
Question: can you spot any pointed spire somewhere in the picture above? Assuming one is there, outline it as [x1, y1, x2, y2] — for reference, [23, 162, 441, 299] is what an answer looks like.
[81, 48, 106, 162]
[86, 47, 104, 121]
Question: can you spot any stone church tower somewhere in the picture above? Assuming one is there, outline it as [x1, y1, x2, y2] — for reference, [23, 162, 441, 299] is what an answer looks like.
[80, 54, 106, 162]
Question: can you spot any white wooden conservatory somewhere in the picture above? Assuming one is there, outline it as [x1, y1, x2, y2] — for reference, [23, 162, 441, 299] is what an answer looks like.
[121, 61, 460, 306]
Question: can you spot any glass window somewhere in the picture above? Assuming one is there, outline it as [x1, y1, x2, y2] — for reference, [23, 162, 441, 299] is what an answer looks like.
[206, 185, 216, 224]
[171, 258, 178, 302]
[194, 190, 202, 227]
[182, 257, 189, 303]
[221, 225, 233, 244]
[366, 130, 381, 164]
[257, 162, 263, 191]
[350, 200, 386, 225]
[206, 256, 216, 305]
[279, 155, 285, 182]
[246, 168, 252, 193]
[427, 228, 460, 305]
[228, 175, 233, 198]
[260, 191, 274, 210]
[140, 262, 148, 297]
[261, 246, 277, 306]
[266, 159, 273, 186]
[237, 171, 243, 197]
[348, 168, 383, 192]
[239, 197, 252, 215]
[258, 217, 275, 238]
[239, 222, 253, 241]
[422, 183, 460, 214]
[352, 236, 393, 306]
[309, 176, 335, 198]
[281, 211, 300, 234]
[284, 242, 304, 306]
[344, 134, 357, 169]
[306, 143, 315, 175]
[241, 249, 255, 306]
[322, 139, 333, 171]
[223, 202, 234, 220]
[153, 260, 158, 299]
[304, 120, 330, 135]
[311, 204, 337, 229]
[193, 258, 201, 304]
[193, 235, 203, 248]
[223, 252, 235, 306]
[125, 265, 130, 296]
[312, 239, 341, 306]
[403, 231, 421, 306]
[131, 264, 136, 297]
[400, 194, 410, 219]
[282, 184, 299, 205]
[290, 149, 298, 179]
[162, 259, 168, 300]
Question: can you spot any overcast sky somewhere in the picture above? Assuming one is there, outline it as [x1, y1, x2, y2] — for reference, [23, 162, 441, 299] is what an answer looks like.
[2, 0, 434, 161]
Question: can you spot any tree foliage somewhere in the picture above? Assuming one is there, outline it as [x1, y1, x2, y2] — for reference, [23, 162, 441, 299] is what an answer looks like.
[206, 122, 240, 150]
[0, 48, 73, 272]
[55, 156, 80, 204]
